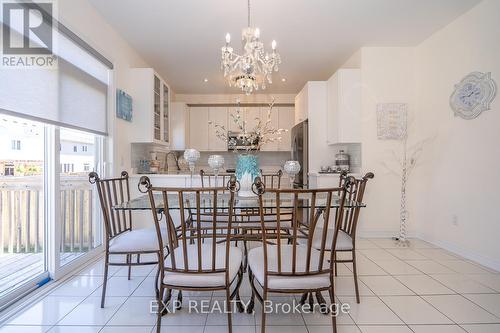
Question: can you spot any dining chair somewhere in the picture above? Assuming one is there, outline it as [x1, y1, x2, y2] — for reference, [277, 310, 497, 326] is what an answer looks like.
[239, 170, 291, 269]
[139, 176, 244, 333]
[311, 172, 374, 304]
[247, 177, 351, 333]
[89, 171, 167, 308]
[260, 169, 283, 189]
[200, 169, 234, 187]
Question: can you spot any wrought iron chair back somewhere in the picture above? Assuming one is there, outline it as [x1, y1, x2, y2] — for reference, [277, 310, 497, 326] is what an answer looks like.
[89, 171, 132, 242]
[252, 176, 351, 279]
[140, 176, 239, 277]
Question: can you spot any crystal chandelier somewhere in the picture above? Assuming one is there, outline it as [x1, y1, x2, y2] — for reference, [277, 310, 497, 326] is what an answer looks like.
[220, 0, 281, 95]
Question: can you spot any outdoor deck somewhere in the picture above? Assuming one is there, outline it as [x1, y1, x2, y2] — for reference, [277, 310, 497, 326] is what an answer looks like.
[0, 252, 84, 297]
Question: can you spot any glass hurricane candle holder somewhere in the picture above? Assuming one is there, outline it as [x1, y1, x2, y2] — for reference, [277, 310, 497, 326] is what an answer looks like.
[184, 149, 200, 186]
[208, 154, 225, 186]
[284, 160, 301, 188]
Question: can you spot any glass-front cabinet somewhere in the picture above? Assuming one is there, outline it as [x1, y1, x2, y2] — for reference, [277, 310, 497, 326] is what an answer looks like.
[128, 68, 171, 145]
[162, 84, 169, 144]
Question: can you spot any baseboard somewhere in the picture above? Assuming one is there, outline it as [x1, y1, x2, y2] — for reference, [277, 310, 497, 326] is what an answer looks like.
[415, 233, 500, 272]
[358, 230, 500, 272]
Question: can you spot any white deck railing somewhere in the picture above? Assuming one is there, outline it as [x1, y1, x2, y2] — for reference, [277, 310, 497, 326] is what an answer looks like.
[0, 175, 96, 255]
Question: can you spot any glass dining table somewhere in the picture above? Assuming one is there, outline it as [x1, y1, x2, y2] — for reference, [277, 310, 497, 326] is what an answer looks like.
[113, 191, 365, 241]
[113, 191, 365, 211]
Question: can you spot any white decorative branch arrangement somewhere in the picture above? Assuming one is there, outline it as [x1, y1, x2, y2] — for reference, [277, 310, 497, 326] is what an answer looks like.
[377, 103, 432, 247]
[210, 98, 288, 152]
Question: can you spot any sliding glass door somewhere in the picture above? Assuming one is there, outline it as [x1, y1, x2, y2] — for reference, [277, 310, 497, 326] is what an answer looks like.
[0, 0, 111, 307]
[0, 114, 49, 309]
[59, 128, 103, 266]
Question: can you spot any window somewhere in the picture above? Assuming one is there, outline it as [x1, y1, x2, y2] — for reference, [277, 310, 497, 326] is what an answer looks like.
[0, 115, 46, 305]
[0, 4, 111, 308]
[60, 128, 103, 265]
[11, 140, 21, 150]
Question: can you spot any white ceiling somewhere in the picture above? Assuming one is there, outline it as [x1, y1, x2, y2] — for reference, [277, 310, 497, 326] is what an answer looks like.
[88, 0, 480, 94]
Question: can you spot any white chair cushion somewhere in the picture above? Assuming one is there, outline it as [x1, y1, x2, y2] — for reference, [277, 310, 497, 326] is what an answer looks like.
[311, 229, 353, 251]
[163, 244, 242, 288]
[109, 227, 167, 253]
[247, 245, 331, 290]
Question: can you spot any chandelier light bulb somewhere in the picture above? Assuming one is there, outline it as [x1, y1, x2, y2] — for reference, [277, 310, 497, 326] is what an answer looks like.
[271, 40, 276, 50]
[254, 28, 260, 39]
[225, 33, 231, 44]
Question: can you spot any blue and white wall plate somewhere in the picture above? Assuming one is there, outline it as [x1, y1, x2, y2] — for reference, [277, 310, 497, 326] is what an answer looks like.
[450, 72, 497, 120]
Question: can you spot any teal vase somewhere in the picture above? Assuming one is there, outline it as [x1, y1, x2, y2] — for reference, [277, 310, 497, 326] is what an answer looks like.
[235, 154, 260, 197]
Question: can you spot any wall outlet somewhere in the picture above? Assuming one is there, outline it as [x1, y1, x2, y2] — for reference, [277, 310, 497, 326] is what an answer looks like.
[451, 214, 459, 226]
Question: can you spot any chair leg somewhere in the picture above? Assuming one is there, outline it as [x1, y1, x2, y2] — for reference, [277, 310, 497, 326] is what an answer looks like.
[328, 285, 337, 333]
[334, 251, 338, 277]
[154, 253, 161, 299]
[315, 291, 328, 314]
[176, 290, 183, 310]
[156, 285, 164, 333]
[260, 290, 267, 333]
[127, 254, 132, 280]
[226, 287, 233, 333]
[247, 268, 255, 314]
[299, 292, 308, 305]
[101, 252, 109, 308]
[352, 251, 360, 304]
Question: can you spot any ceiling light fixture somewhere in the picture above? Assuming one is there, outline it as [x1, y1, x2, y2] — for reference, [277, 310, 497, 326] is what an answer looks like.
[220, 0, 281, 95]
[281, 78, 286, 82]
[203, 78, 209, 82]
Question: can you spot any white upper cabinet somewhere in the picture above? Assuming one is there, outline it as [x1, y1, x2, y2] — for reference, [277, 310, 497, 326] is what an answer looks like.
[188, 107, 209, 151]
[244, 107, 261, 132]
[278, 106, 294, 151]
[208, 107, 228, 151]
[260, 106, 279, 151]
[128, 68, 170, 145]
[187, 104, 294, 152]
[326, 69, 361, 144]
[294, 85, 308, 125]
[170, 102, 188, 150]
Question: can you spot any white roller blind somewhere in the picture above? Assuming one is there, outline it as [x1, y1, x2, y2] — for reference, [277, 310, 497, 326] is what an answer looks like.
[0, 9, 110, 135]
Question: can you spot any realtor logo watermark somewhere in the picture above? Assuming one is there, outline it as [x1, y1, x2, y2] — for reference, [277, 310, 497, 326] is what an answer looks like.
[150, 299, 351, 317]
[1, 0, 57, 68]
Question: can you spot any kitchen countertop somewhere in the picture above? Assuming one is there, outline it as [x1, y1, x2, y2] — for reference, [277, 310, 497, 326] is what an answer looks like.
[309, 171, 362, 177]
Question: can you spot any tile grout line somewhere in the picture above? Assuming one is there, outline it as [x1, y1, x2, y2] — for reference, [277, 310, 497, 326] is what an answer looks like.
[358, 243, 460, 330]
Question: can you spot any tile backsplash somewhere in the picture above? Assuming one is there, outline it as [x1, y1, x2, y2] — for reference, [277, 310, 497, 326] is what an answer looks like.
[131, 143, 291, 173]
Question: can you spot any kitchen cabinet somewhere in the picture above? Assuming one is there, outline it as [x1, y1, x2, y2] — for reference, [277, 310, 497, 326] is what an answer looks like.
[208, 107, 228, 151]
[260, 106, 293, 151]
[170, 102, 188, 150]
[244, 107, 261, 132]
[260, 106, 279, 151]
[294, 85, 308, 124]
[278, 106, 294, 151]
[187, 104, 294, 152]
[128, 68, 170, 144]
[188, 107, 209, 151]
[326, 69, 361, 144]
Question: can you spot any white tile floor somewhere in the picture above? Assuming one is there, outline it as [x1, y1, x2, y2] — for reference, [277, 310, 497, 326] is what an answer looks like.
[1, 238, 500, 333]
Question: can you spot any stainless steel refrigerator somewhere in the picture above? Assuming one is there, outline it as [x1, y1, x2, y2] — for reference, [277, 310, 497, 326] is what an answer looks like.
[290, 120, 308, 188]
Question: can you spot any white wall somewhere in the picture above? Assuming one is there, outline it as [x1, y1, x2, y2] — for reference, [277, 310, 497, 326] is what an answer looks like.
[357, 47, 416, 237]
[412, 0, 500, 269]
[58, 0, 151, 175]
[355, 0, 500, 270]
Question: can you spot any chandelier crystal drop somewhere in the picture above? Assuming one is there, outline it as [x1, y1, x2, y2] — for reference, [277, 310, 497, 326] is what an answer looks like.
[221, 0, 281, 95]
